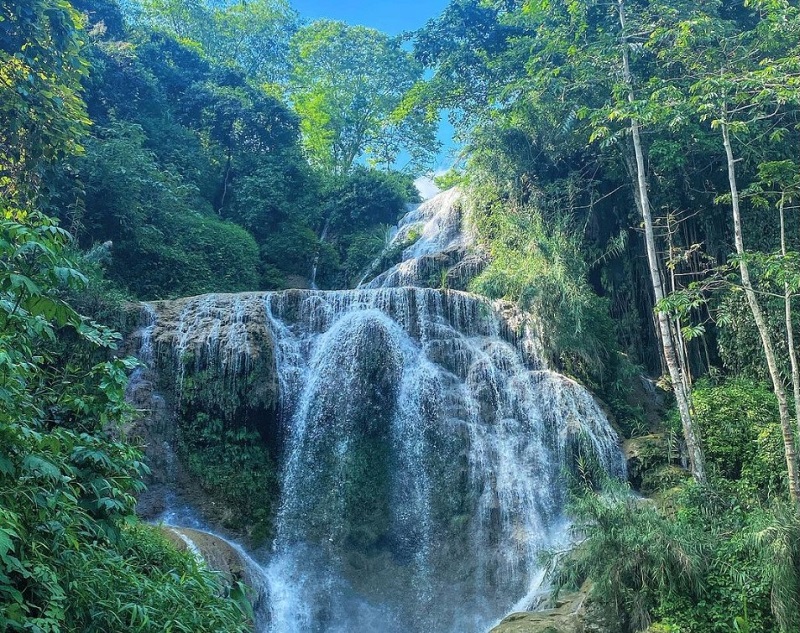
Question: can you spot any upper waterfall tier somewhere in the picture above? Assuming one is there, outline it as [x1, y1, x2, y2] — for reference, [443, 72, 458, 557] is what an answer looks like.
[359, 188, 488, 290]
[136, 286, 625, 633]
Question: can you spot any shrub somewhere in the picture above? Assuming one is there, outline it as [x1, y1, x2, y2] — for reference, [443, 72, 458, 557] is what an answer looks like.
[682, 378, 785, 499]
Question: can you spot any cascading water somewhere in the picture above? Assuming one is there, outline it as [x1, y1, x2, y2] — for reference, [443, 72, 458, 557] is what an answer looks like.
[259, 288, 624, 632]
[130, 190, 626, 632]
[360, 188, 486, 290]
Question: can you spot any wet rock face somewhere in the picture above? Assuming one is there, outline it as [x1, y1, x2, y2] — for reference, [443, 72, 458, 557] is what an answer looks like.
[126, 286, 626, 631]
[150, 292, 279, 413]
[126, 296, 281, 539]
[127, 287, 626, 633]
[360, 188, 488, 291]
[162, 526, 253, 583]
[490, 589, 620, 633]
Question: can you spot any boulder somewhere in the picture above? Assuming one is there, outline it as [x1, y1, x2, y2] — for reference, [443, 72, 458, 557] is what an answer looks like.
[490, 588, 621, 633]
[623, 434, 671, 491]
[160, 526, 269, 618]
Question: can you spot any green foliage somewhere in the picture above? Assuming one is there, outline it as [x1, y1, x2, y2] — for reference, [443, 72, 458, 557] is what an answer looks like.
[225, 153, 323, 287]
[48, 15, 316, 297]
[0, 208, 249, 631]
[60, 123, 261, 298]
[433, 169, 466, 190]
[179, 413, 278, 545]
[467, 182, 635, 420]
[566, 374, 798, 632]
[0, 8, 252, 626]
[716, 281, 800, 385]
[290, 19, 438, 173]
[554, 483, 706, 632]
[753, 505, 800, 633]
[685, 379, 786, 498]
[0, 0, 90, 201]
[42, 3, 430, 295]
[131, 0, 297, 86]
[342, 227, 389, 287]
[555, 481, 796, 633]
[313, 168, 419, 289]
[414, 0, 800, 390]
[327, 167, 418, 232]
[164, 347, 279, 544]
[412, 0, 517, 126]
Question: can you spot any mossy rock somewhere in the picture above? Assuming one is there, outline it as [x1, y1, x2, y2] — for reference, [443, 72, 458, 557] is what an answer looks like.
[491, 611, 576, 633]
[491, 586, 622, 633]
[160, 526, 249, 583]
[645, 623, 680, 633]
[159, 526, 268, 616]
[490, 590, 586, 633]
[623, 434, 671, 490]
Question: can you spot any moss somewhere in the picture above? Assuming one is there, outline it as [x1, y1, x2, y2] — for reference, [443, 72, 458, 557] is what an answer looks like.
[340, 434, 392, 551]
[645, 623, 680, 633]
[178, 413, 278, 546]
[149, 334, 281, 544]
[623, 434, 672, 491]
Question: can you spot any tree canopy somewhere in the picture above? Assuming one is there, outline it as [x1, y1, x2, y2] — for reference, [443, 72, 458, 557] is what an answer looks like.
[290, 20, 439, 174]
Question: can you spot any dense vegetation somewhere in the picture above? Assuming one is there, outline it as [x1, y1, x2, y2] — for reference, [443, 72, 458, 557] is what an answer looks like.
[0, 0, 427, 629]
[46, 0, 425, 299]
[413, 0, 800, 630]
[4, 0, 800, 631]
[0, 2, 252, 629]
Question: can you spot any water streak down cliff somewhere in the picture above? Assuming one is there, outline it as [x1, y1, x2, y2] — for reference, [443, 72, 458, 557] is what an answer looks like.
[133, 190, 626, 632]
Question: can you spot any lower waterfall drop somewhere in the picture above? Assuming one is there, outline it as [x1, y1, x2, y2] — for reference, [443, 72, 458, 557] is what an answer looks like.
[253, 287, 625, 633]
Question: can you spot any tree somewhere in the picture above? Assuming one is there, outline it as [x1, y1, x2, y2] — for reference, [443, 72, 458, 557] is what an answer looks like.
[0, 0, 90, 203]
[613, 0, 706, 482]
[0, 2, 252, 628]
[673, 5, 800, 504]
[753, 159, 800, 469]
[413, 0, 518, 128]
[133, 0, 297, 86]
[509, 0, 708, 480]
[289, 20, 439, 174]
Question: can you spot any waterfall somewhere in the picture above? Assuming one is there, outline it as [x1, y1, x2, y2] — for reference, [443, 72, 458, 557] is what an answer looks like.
[258, 288, 623, 632]
[132, 190, 626, 632]
[126, 303, 156, 394]
[360, 188, 486, 290]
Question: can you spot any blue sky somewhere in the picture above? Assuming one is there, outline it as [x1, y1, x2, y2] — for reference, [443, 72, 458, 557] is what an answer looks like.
[291, 0, 451, 35]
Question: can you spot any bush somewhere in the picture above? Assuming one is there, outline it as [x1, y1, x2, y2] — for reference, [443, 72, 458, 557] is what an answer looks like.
[554, 484, 706, 632]
[682, 378, 785, 499]
[554, 481, 791, 633]
[110, 212, 261, 299]
[0, 210, 249, 632]
[58, 124, 261, 299]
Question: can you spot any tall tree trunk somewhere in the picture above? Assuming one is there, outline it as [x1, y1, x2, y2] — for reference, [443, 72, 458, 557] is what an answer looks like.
[218, 147, 233, 215]
[666, 213, 694, 392]
[722, 119, 800, 504]
[780, 193, 800, 453]
[617, 0, 706, 482]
